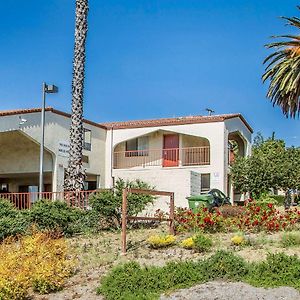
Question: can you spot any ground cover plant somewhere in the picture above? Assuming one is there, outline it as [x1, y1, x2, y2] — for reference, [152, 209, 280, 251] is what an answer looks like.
[0, 232, 75, 300]
[98, 250, 300, 300]
[280, 231, 300, 248]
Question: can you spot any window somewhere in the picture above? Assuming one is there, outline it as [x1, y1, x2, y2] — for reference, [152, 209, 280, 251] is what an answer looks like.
[83, 128, 92, 151]
[201, 173, 210, 194]
[125, 136, 149, 156]
[82, 155, 89, 164]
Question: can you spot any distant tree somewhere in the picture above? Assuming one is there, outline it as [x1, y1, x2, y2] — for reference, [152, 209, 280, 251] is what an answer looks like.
[231, 135, 300, 197]
[64, 0, 89, 192]
[263, 7, 300, 118]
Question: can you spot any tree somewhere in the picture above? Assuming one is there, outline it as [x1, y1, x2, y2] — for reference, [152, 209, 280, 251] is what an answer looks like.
[64, 0, 89, 192]
[263, 7, 300, 118]
[231, 136, 300, 197]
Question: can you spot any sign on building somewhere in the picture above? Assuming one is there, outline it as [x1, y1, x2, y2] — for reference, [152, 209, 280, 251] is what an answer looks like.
[58, 141, 70, 157]
[190, 171, 201, 196]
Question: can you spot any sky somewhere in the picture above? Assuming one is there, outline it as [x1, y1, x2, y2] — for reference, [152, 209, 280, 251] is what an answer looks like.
[0, 0, 300, 146]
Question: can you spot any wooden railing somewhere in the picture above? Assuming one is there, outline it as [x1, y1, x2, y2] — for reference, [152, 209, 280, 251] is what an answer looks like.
[0, 190, 96, 210]
[113, 146, 210, 169]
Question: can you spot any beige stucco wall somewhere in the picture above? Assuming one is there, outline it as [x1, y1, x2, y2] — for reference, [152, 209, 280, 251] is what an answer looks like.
[0, 111, 107, 192]
[0, 131, 53, 174]
[107, 118, 252, 206]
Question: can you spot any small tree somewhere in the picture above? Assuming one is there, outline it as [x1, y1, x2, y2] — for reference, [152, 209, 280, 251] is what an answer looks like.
[231, 136, 299, 197]
[89, 178, 155, 228]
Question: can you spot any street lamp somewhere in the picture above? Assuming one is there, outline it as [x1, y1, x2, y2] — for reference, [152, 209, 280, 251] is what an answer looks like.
[39, 82, 58, 194]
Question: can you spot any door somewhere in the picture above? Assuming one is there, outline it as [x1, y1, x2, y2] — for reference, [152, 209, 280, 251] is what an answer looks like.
[163, 134, 179, 167]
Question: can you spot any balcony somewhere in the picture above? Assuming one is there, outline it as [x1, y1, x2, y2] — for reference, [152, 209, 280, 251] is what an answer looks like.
[113, 146, 210, 169]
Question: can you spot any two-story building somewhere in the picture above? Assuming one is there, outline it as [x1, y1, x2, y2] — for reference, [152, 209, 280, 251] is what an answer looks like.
[0, 107, 252, 207]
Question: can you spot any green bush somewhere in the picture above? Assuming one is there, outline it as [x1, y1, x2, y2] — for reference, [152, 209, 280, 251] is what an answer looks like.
[270, 195, 285, 206]
[193, 234, 213, 253]
[0, 213, 30, 240]
[0, 198, 18, 218]
[203, 250, 248, 280]
[280, 232, 300, 248]
[27, 200, 87, 236]
[90, 178, 155, 228]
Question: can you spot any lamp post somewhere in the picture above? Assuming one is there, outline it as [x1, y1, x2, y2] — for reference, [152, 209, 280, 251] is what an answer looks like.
[39, 82, 58, 194]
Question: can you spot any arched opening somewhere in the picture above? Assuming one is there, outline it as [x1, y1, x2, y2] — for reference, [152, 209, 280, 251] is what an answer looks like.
[113, 131, 211, 169]
[228, 131, 246, 164]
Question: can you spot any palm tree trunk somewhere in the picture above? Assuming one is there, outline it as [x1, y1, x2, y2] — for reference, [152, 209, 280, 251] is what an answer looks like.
[64, 0, 89, 192]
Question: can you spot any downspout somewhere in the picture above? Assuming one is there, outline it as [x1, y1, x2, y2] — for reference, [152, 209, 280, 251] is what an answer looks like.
[110, 125, 114, 187]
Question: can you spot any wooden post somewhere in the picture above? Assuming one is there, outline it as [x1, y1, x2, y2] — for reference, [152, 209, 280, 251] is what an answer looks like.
[169, 192, 175, 235]
[121, 188, 128, 254]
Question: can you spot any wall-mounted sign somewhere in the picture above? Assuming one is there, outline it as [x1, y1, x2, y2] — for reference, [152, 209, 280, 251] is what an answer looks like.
[190, 171, 201, 196]
[58, 141, 70, 157]
[211, 172, 220, 187]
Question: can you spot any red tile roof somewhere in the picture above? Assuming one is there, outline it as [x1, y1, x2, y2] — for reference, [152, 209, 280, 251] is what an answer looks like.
[0, 107, 107, 129]
[0, 108, 253, 133]
[101, 113, 253, 133]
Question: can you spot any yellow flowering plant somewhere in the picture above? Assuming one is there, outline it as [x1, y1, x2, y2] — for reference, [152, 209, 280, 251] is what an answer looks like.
[231, 234, 245, 246]
[0, 232, 75, 300]
[147, 234, 176, 249]
[180, 237, 195, 249]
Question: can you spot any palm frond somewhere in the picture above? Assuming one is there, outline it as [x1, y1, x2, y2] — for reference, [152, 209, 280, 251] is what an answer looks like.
[263, 7, 300, 118]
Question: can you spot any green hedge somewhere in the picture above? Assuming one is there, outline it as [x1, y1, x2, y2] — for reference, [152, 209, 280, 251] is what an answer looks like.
[98, 251, 300, 300]
[0, 198, 100, 240]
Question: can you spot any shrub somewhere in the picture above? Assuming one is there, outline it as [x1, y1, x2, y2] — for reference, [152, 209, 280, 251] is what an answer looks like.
[0, 214, 30, 241]
[175, 202, 300, 233]
[0, 198, 17, 218]
[0, 233, 75, 299]
[193, 234, 213, 252]
[280, 232, 300, 248]
[90, 178, 155, 228]
[147, 234, 176, 249]
[27, 200, 86, 236]
[269, 195, 285, 206]
[203, 250, 249, 280]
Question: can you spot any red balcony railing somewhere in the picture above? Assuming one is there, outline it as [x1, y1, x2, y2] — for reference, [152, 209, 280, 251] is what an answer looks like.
[113, 146, 210, 169]
[0, 190, 96, 210]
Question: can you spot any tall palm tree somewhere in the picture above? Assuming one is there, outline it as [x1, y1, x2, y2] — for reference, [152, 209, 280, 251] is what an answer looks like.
[64, 0, 89, 192]
[263, 8, 300, 118]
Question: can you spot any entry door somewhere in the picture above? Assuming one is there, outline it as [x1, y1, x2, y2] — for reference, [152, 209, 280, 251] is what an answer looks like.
[163, 134, 179, 167]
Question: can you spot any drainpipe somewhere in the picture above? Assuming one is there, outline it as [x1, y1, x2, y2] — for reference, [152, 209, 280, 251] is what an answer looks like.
[110, 125, 114, 188]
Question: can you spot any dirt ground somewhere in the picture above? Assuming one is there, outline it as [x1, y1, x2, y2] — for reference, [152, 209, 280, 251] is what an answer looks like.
[32, 225, 300, 300]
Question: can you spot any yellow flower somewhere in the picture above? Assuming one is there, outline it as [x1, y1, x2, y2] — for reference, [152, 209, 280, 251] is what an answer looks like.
[231, 235, 245, 245]
[147, 234, 176, 248]
[180, 237, 195, 249]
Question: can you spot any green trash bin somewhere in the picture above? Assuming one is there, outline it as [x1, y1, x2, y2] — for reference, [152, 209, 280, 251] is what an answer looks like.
[186, 194, 214, 212]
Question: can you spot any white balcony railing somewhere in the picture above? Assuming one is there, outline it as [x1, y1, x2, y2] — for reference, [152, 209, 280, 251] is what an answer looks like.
[113, 146, 210, 169]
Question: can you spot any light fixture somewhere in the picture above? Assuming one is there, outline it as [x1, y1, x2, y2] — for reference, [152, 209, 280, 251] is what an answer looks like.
[18, 115, 27, 127]
[39, 82, 58, 195]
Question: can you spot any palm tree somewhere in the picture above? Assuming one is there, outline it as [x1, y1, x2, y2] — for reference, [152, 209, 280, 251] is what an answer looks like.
[263, 8, 300, 118]
[64, 0, 89, 192]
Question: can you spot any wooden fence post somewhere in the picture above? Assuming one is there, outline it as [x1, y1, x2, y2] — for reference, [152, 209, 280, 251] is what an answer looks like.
[121, 188, 128, 255]
[169, 192, 175, 235]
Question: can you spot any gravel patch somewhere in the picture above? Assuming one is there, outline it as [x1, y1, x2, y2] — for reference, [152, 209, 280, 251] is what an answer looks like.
[160, 281, 300, 300]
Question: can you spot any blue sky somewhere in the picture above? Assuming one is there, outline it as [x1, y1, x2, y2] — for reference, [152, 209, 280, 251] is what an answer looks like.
[0, 0, 299, 145]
